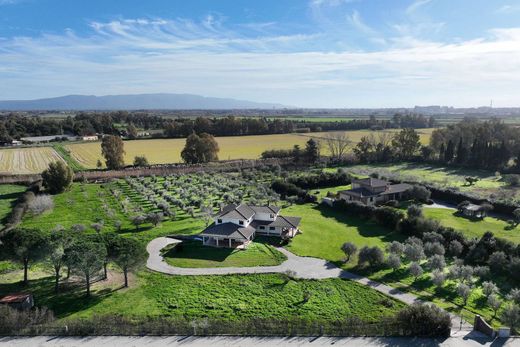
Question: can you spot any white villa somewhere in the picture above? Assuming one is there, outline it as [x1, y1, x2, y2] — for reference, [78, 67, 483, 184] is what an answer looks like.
[200, 204, 301, 248]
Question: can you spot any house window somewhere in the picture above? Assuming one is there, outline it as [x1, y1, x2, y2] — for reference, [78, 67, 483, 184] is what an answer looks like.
[217, 219, 222, 224]
[269, 226, 275, 231]
[239, 220, 244, 225]
[259, 226, 265, 230]
[369, 197, 374, 202]
[270, 214, 274, 219]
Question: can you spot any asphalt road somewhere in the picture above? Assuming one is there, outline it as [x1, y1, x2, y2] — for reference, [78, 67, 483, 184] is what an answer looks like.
[1, 335, 519, 347]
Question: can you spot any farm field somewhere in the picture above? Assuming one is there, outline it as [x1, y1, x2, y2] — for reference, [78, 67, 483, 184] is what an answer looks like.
[0, 184, 26, 229]
[163, 240, 287, 268]
[0, 147, 65, 174]
[65, 129, 434, 168]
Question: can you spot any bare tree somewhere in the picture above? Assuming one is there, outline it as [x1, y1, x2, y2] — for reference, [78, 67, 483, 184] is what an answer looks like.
[325, 132, 351, 161]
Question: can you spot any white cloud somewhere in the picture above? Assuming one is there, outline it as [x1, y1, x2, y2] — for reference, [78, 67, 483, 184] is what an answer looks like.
[496, 4, 520, 14]
[1, 18, 520, 107]
[406, 0, 433, 15]
[346, 10, 375, 35]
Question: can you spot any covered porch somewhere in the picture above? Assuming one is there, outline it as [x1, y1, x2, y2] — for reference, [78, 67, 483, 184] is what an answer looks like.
[202, 235, 252, 249]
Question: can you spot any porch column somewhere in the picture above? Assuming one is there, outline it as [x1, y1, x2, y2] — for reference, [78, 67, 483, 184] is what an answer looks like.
[229, 238, 232, 247]
[202, 237, 206, 245]
[216, 238, 219, 247]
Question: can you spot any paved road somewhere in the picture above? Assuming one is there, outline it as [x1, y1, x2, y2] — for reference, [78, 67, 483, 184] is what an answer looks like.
[1, 335, 518, 347]
[146, 237, 474, 331]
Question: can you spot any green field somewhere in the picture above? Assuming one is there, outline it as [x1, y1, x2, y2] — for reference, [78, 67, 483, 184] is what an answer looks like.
[65, 129, 433, 168]
[285, 203, 404, 265]
[163, 240, 287, 268]
[423, 207, 518, 243]
[0, 184, 26, 229]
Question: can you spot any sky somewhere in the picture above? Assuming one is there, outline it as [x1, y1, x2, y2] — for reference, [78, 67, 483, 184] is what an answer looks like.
[1, 0, 520, 108]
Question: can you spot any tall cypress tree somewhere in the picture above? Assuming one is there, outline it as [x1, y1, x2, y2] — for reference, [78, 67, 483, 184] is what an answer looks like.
[444, 140, 455, 163]
[439, 143, 446, 163]
[455, 137, 467, 165]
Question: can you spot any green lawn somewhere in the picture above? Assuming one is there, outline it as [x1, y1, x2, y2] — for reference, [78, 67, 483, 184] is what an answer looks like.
[0, 184, 26, 229]
[423, 207, 518, 243]
[163, 240, 287, 268]
[284, 203, 404, 265]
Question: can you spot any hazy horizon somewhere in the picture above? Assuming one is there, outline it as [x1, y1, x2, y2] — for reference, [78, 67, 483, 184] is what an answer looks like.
[1, 0, 519, 108]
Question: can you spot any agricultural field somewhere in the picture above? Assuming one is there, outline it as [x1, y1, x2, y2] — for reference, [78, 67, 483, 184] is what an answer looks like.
[0, 147, 65, 174]
[163, 240, 287, 268]
[65, 129, 434, 168]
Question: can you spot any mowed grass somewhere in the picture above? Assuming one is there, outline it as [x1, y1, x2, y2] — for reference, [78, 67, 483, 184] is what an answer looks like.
[0, 184, 26, 229]
[66, 129, 433, 168]
[69, 272, 405, 322]
[0, 147, 65, 174]
[163, 240, 287, 268]
[423, 207, 518, 243]
[285, 203, 404, 265]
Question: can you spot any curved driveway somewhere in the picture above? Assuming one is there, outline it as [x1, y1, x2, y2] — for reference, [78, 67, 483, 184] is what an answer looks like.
[146, 237, 474, 331]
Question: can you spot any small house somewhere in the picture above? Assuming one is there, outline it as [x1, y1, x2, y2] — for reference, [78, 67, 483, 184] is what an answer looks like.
[461, 203, 488, 219]
[0, 293, 34, 310]
[338, 178, 412, 206]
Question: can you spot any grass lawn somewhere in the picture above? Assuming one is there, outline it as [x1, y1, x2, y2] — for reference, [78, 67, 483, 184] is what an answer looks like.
[423, 207, 519, 243]
[0, 184, 26, 229]
[69, 272, 405, 322]
[284, 203, 405, 265]
[163, 240, 287, 268]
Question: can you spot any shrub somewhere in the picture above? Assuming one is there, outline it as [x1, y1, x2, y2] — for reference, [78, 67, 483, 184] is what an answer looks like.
[27, 194, 54, 215]
[501, 304, 520, 334]
[341, 242, 358, 263]
[396, 303, 451, 337]
[133, 156, 149, 167]
[403, 185, 431, 203]
[0, 305, 55, 335]
[358, 246, 384, 268]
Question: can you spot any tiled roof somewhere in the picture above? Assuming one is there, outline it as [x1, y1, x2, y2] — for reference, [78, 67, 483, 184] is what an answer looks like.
[339, 187, 378, 197]
[216, 204, 255, 220]
[0, 293, 31, 304]
[354, 177, 388, 187]
[381, 183, 412, 195]
[250, 215, 301, 229]
[250, 205, 281, 214]
[201, 222, 255, 240]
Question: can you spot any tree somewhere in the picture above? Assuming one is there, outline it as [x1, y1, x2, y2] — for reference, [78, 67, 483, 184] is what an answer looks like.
[482, 281, 499, 297]
[358, 246, 384, 267]
[448, 240, 464, 257]
[41, 161, 73, 194]
[101, 135, 125, 170]
[341, 242, 357, 263]
[428, 255, 446, 270]
[403, 185, 431, 203]
[68, 238, 106, 297]
[404, 243, 425, 263]
[47, 229, 73, 293]
[133, 155, 149, 167]
[181, 133, 219, 164]
[501, 304, 520, 333]
[512, 208, 520, 227]
[464, 176, 479, 186]
[407, 204, 423, 219]
[1, 228, 49, 285]
[324, 132, 350, 161]
[113, 237, 146, 287]
[387, 241, 405, 255]
[396, 303, 451, 337]
[304, 138, 320, 163]
[488, 251, 508, 273]
[96, 159, 103, 169]
[392, 128, 420, 159]
[488, 294, 502, 318]
[147, 212, 163, 227]
[126, 123, 138, 139]
[387, 254, 402, 273]
[431, 269, 446, 288]
[444, 139, 455, 163]
[457, 283, 472, 307]
[409, 262, 424, 282]
[455, 137, 467, 164]
[131, 215, 146, 231]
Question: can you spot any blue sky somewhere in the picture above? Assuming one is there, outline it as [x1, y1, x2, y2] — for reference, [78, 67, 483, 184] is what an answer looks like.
[1, 0, 520, 107]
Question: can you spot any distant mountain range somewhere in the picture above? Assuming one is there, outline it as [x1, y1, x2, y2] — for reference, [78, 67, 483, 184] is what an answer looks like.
[0, 93, 287, 110]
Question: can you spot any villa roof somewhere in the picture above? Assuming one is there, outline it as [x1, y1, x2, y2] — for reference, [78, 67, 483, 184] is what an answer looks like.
[215, 204, 255, 220]
[250, 215, 301, 229]
[338, 187, 379, 198]
[201, 222, 255, 240]
[354, 177, 388, 187]
[250, 205, 281, 215]
[463, 203, 485, 211]
[380, 183, 412, 195]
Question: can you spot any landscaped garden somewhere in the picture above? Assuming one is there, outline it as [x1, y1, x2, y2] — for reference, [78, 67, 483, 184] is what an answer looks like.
[163, 240, 287, 268]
